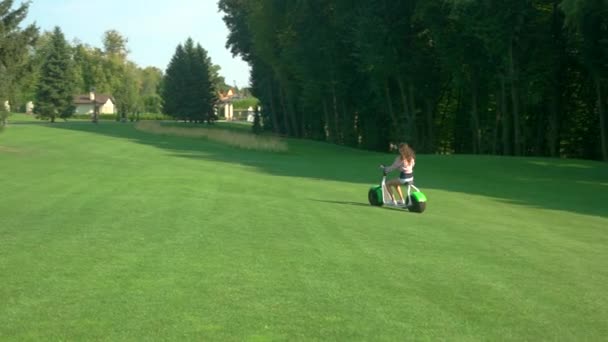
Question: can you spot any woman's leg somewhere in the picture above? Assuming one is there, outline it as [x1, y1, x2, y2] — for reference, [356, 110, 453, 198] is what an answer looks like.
[386, 179, 400, 202]
[395, 183, 405, 202]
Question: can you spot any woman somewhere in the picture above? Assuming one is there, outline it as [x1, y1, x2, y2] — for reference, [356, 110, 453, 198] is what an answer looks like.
[383, 143, 416, 205]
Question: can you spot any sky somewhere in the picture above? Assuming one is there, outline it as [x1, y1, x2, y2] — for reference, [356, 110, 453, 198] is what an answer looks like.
[21, 0, 251, 88]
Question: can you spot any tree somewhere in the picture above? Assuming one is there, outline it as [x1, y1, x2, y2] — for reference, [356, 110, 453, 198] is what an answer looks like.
[0, 0, 38, 125]
[70, 30, 153, 121]
[161, 38, 217, 122]
[162, 44, 187, 119]
[102, 29, 129, 59]
[209, 63, 231, 93]
[72, 44, 113, 93]
[192, 43, 217, 123]
[139, 67, 163, 96]
[34, 27, 75, 123]
[114, 62, 141, 121]
[219, 0, 606, 161]
[139, 67, 163, 113]
[562, 0, 608, 161]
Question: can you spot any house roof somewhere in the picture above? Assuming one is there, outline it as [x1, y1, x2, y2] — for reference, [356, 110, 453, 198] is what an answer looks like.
[73, 94, 114, 105]
[218, 88, 236, 102]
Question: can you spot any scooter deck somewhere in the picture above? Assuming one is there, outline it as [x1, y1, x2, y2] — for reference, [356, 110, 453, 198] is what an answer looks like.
[384, 202, 412, 209]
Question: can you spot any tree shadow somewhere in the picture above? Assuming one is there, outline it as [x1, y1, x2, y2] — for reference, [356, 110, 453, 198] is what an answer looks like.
[44, 122, 608, 219]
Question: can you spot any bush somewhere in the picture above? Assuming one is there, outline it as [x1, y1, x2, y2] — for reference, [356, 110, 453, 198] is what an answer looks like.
[129, 113, 172, 121]
[71, 113, 172, 121]
[72, 114, 116, 121]
[232, 97, 259, 110]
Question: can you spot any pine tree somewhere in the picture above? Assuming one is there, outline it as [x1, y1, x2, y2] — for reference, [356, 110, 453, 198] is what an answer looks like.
[193, 43, 217, 123]
[181, 38, 198, 122]
[162, 44, 187, 120]
[35, 27, 75, 123]
[162, 39, 217, 123]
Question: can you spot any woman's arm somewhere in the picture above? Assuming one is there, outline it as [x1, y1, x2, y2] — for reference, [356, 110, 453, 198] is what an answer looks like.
[384, 156, 402, 173]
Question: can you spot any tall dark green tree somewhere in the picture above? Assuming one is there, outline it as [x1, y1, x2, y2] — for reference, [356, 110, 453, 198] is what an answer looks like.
[34, 27, 75, 123]
[180, 38, 199, 121]
[162, 44, 187, 120]
[161, 38, 217, 123]
[562, 0, 608, 161]
[193, 43, 217, 123]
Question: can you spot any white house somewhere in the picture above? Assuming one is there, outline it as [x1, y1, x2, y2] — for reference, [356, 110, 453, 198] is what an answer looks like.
[218, 88, 236, 120]
[73, 93, 115, 115]
[26, 101, 34, 114]
[247, 106, 255, 122]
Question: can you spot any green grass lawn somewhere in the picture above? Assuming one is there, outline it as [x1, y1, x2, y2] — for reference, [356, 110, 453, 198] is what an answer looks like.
[1, 121, 607, 340]
[4, 113, 42, 123]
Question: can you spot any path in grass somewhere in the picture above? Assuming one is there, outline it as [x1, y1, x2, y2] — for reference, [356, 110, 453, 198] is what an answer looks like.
[1, 121, 607, 340]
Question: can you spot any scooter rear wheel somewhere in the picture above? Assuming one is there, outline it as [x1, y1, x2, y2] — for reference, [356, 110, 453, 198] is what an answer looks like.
[368, 187, 383, 206]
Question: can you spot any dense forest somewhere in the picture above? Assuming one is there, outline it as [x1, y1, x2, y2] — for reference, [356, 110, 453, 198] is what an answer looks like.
[220, 0, 608, 161]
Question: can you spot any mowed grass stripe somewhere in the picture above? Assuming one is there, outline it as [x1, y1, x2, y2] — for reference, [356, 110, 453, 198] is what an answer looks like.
[1, 121, 607, 340]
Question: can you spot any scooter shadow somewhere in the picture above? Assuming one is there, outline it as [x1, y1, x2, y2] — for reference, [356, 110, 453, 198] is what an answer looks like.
[309, 199, 410, 212]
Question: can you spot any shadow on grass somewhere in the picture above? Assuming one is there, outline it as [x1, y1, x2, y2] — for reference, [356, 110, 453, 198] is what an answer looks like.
[309, 199, 419, 214]
[308, 199, 373, 208]
[44, 121, 608, 219]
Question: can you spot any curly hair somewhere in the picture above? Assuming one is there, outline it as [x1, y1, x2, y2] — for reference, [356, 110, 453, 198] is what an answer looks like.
[398, 143, 415, 162]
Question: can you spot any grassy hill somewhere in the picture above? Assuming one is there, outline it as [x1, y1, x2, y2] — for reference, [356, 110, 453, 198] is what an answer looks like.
[1, 121, 607, 340]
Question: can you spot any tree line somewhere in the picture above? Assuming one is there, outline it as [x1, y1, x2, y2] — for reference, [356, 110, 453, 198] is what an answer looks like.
[219, 0, 608, 161]
[0, 0, 37, 126]
[1, 0, 227, 124]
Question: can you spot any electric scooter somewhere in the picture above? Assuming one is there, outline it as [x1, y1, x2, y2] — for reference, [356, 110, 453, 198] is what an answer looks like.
[368, 167, 427, 213]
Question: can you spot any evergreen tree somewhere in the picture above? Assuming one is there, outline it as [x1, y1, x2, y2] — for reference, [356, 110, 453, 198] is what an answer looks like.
[162, 44, 187, 119]
[193, 43, 217, 123]
[34, 27, 75, 123]
[181, 38, 198, 121]
[162, 39, 217, 123]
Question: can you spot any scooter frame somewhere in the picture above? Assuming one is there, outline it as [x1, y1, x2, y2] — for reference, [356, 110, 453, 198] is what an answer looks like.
[380, 172, 420, 208]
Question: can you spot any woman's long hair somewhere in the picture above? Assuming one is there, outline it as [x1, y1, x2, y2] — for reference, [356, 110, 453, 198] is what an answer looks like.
[399, 143, 415, 163]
